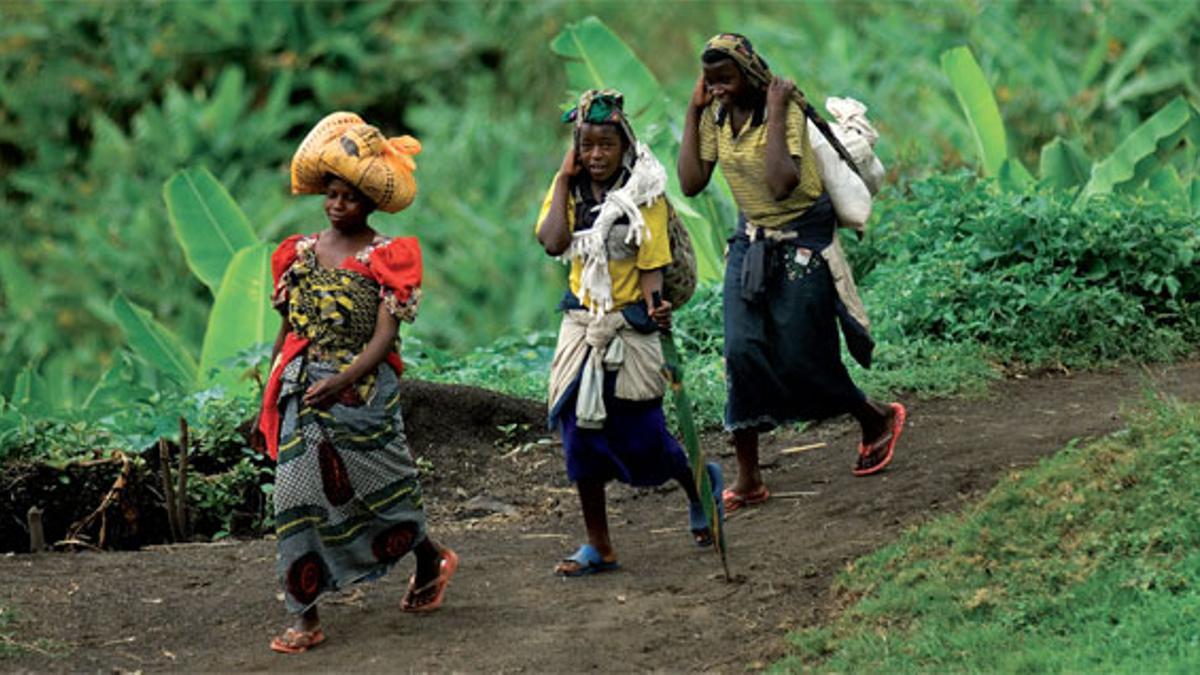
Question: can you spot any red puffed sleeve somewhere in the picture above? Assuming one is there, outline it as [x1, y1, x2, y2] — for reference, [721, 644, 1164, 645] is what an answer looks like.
[270, 234, 306, 309]
[368, 237, 423, 323]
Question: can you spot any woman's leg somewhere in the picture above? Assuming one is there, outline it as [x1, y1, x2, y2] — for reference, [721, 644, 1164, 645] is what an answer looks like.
[851, 397, 891, 443]
[731, 428, 763, 495]
[555, 479, 616, 574]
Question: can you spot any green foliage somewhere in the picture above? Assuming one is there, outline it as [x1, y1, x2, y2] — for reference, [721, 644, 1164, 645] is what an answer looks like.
[857, 173, 1200, 369]
[941, 46, 1010, 177]
[1079, 96, 1196, 200]
[163, 167, 259, 294]
[110, 294, 198, 385]
[777, 396, 1200, 672]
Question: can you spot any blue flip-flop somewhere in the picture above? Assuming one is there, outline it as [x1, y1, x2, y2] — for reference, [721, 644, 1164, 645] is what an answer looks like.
[556, 544, 620, 577]
[689, 462, 725, 548]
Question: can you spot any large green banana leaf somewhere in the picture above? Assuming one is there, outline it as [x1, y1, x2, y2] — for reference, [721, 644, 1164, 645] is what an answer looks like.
[940, 46, 1009, 177]
[111, 294, 199, 384]
[164, 166, 258, 294]
[551, 16, 725, 282]
[198, 242, 279, 389]
[1038, 137, 1092, 191]
[1078, 96, 1193, 201]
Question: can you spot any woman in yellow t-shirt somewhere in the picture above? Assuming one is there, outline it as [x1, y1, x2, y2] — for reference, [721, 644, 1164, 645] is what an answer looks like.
[536, 90, 723, 576]
[678, 34, 906, 511]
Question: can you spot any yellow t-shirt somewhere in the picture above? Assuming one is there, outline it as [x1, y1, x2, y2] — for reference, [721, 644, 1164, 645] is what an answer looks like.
[698, 100, 824, 228]
[536, 174, 672, 311]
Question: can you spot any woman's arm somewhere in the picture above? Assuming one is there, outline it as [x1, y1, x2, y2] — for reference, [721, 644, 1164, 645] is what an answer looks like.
[764, 77, 800, 201]
[536, 148, 579, 256]
[678, 75, 716, 197]
[303, 302, 399, 407]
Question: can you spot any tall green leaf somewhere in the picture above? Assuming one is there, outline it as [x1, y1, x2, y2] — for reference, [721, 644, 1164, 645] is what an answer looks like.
[198, 242, 279, 388]
[550, 16, 667, 127]
[164, 166, 258, 294]
[1038, 137, 1092, 190]
[941, 46, 1009, 176]
[111, 294, 198, 384]
[1078, 96, 1194, 201]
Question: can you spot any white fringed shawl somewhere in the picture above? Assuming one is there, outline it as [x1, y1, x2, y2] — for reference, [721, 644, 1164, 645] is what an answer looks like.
[560, 142, 666, 315]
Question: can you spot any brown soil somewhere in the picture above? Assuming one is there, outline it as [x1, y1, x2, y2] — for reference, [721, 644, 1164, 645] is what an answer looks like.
[3, 361, 1199, 672]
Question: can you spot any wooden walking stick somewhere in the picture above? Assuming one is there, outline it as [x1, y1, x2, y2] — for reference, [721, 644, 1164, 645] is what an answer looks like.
[654, 291, 731, 581]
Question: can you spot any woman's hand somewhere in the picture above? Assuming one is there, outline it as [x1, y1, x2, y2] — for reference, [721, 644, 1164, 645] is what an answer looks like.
[560, 146, 581, 178]
[303, 373, 351, 409]
[649, 298, 673, 332]
[767, 76, 795, 114]
[690, 74, 713, 111]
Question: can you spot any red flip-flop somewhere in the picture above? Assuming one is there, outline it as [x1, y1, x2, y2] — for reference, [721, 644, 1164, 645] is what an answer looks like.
[270, 627, 326, 654]
[853, 402, 906, 477]
[401, 547, 459, 613]
[721, 485, 770, 513]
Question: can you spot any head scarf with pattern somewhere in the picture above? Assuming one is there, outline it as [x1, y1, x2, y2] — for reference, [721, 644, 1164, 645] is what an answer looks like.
[702, 33, 775, 91]
[561, 89, 638, 171]
[290, 112, 421, 214]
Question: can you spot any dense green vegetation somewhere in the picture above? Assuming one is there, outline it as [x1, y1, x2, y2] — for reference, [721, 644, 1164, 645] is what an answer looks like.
[1, 1, 1198, 547]
[777, 396, 1200, 671]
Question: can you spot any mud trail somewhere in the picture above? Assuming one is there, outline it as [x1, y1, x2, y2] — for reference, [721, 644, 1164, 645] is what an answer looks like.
[2, 361, 1199, 672]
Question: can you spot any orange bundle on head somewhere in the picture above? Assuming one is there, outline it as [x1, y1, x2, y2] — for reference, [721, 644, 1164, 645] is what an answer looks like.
[290, 112, 422, 214]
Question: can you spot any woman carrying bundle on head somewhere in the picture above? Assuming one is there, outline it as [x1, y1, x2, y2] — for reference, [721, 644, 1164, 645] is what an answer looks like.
[258, 112, 457, 654]
[677, 34, 906, 513]
[535, 89, 723, 576]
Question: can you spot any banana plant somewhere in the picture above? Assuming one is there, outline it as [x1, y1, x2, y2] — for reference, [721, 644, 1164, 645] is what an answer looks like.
[941, 46, 1198, 210]
[113, 168, 279, 391]
[551, 16, 729, 282]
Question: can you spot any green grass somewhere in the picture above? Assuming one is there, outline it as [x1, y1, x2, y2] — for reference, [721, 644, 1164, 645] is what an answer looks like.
[0, 604, 65, 659]
[775, 395, 1200, 672]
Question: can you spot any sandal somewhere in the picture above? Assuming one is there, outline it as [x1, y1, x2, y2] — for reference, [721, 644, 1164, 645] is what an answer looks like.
[401, 547, 459, 613]
[270, 627, 326, 654]
[690, 462, 725, 547]
[853, 402, 907, 477]
[721, 484, 770, 513]
[555, 544, 620, 577]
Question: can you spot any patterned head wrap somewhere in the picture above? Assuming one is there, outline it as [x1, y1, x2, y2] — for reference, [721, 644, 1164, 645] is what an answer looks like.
[561, 89, 638, 168]
[702, 33, 774, 92]
[290, 112, 421, 214]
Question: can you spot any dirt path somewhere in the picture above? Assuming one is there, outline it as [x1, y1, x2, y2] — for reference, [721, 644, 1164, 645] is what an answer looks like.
[4, 361, 1199, 672]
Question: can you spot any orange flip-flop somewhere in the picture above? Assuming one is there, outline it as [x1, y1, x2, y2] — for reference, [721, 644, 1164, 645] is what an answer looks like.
[270, 627, 326, 654]
[721, 485, 770, 513]
[401, 547, 459, 613]
[853, 402, 907, 477]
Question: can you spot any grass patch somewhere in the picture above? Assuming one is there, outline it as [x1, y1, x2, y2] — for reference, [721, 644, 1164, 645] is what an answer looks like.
[775, 395, 1200, 672]
[0, 604, 65, 659]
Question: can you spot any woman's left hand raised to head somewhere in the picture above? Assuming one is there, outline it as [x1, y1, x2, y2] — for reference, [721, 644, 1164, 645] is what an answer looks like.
[767, 76, 795, 113]
[650, 298, 673, 332]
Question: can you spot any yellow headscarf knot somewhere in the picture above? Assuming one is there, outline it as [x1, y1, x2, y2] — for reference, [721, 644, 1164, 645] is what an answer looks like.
[290, 112, 421, 214]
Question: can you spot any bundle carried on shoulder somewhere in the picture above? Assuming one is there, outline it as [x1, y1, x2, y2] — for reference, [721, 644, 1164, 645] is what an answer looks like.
[804, 96, 886, 232]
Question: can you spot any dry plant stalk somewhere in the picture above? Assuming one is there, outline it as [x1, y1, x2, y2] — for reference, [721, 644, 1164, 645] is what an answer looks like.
[159, 439, 181, 542]
[176, 417, 190, 539]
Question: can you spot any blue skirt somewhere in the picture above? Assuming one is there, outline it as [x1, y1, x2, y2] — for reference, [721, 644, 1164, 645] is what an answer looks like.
[723, 232, 866, 432]
[556, 371, 690, 487]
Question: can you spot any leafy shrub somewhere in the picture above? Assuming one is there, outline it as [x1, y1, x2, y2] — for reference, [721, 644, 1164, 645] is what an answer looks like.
[857, 173, 1200, 368]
